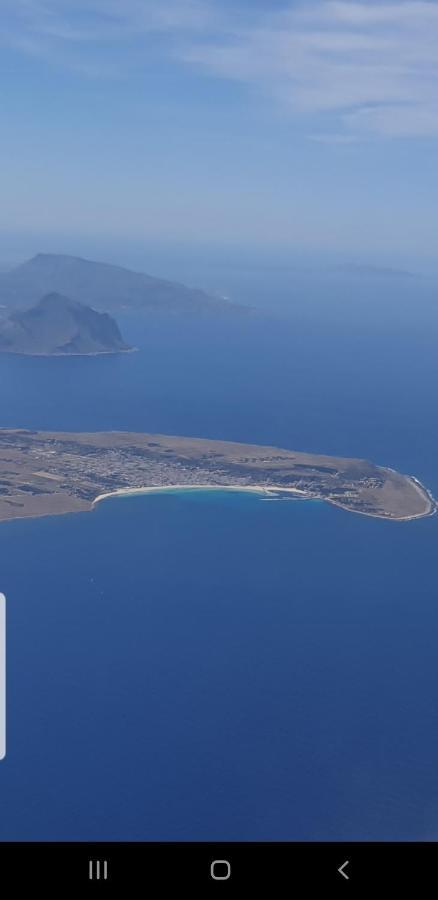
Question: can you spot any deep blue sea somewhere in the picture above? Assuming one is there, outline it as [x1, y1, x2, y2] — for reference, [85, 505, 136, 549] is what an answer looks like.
[1, 266, 438, 840]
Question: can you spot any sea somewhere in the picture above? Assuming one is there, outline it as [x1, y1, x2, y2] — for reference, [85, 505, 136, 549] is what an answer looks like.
[1, 263, 438, 840]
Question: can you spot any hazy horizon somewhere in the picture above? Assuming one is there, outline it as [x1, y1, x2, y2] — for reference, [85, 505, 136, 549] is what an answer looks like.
[1, 1, 438, 275]
[2, 235, 438, 284]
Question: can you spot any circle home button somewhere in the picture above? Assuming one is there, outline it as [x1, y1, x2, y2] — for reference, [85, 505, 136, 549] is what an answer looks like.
[210, 860, 231, 881]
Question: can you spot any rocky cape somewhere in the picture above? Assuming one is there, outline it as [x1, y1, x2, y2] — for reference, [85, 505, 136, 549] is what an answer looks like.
[0, 292, 132, 356]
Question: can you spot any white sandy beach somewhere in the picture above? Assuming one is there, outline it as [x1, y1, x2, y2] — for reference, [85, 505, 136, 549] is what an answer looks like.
[92, 477, 435, 521]
[92, 483, 310, 506]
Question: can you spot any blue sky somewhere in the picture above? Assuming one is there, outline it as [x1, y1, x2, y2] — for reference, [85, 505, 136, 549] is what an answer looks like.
[1, 1, 438, 269]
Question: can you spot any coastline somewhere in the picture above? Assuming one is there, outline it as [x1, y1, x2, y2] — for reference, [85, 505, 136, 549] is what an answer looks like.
[92, 483, 310, 506]
[0, 428, 434, 524]
[0, 346, 137, 358]
[92, 477, 435, 522]
[91, 475, 437, 522]
[327, 473, 435, 522]
[405, 474, 436, 518]
[0, 477, 433, 526]
[0, 484, 311, 527]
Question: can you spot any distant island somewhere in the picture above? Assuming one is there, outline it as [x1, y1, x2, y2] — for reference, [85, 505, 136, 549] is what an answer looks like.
[0, 429, 433, 523]
[0, 293, 132, 356]
[0, 253, 250, 317]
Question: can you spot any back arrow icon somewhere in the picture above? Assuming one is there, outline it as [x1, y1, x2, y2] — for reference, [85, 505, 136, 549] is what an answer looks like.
[338, 860, 350, 880]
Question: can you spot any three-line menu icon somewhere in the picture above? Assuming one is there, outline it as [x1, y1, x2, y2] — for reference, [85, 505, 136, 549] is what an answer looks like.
[89, 860, 108, 881]
[0, 593, 5, 761]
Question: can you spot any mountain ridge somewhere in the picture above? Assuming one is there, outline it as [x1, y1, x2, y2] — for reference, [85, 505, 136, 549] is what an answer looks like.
[0, 253, 249, 317]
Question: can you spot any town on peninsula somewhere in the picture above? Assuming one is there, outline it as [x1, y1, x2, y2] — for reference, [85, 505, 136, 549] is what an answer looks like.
[0, 429, 433, 524]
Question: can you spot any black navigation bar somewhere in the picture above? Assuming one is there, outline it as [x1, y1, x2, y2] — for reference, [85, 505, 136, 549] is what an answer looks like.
[0, 841, 435, 893]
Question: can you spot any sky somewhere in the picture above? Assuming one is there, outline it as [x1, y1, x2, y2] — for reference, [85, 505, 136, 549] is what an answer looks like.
[1, 0, 438, 270]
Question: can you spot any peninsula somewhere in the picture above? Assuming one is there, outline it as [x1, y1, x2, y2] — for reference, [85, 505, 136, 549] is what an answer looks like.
[0, 429, 433, 523]
[0, 253, 249, 317]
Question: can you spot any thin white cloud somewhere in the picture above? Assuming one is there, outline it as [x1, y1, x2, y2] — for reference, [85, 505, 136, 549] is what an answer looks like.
[2, 1, 438, 138]
[1, 0, 218, 44]
[188, 1, 438, 138]
[0, 0, 220, 78]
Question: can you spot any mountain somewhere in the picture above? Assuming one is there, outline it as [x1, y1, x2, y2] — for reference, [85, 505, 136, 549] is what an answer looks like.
[0, 293, 132, 356]
[0, 253, 248, 316]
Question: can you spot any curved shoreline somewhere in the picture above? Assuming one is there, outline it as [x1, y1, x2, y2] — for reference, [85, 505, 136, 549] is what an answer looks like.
[327, 473, 436, 522]
[0, 346, 137, 358]
[92, 483, 309, 506]
[92, 478, 435, 521]
[0, 478, 433, 526]
[0, 429, 434, 524]
[405, 475, 437, 518]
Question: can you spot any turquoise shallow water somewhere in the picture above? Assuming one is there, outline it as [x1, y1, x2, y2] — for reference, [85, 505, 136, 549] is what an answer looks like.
[0, 279, 437, 840]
